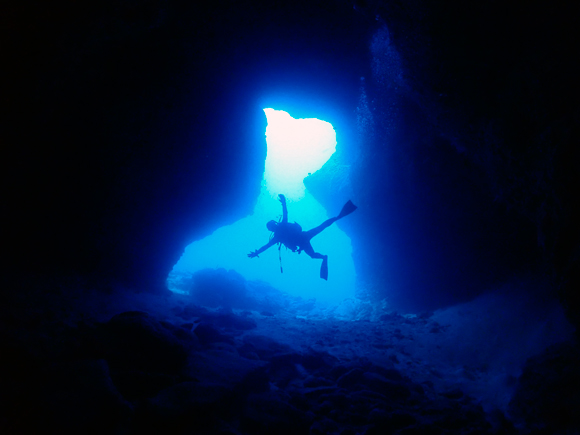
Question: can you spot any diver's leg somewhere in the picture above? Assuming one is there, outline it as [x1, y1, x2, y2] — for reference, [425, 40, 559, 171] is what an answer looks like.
[301, 242, 329, 280]
[301, 242, 323, 259]
[303, 217, 338, 240]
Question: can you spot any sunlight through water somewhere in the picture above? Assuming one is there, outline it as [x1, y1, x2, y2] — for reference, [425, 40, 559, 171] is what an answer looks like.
[169, 109, 355, 305]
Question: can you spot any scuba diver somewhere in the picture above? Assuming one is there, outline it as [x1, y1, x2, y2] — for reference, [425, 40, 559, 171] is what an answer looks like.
[248, 194, 357, 280]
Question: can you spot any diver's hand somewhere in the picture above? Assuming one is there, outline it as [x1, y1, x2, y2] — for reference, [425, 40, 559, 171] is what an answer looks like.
[278, 194, 286, 204]
[248, 250, 259, 258]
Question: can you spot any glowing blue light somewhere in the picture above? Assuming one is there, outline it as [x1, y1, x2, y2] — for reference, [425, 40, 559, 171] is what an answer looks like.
[263, 108, 336, 200]
[169, 108, 355, 305]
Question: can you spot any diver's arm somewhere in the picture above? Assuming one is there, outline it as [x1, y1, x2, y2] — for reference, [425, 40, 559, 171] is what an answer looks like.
[248, 238, 277, 258]
[279, 194, 288, 223]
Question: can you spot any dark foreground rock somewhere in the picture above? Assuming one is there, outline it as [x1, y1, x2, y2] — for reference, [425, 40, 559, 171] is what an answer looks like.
[3, 294, 571, 435]
[508, 341, 580, 434]
[103, 311, 189, 374]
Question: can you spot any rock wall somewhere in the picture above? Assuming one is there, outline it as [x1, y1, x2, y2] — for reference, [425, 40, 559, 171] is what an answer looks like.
[3, 0, 579, 326]
[308, 0, 579, 315]
[2, 0, 368, 291]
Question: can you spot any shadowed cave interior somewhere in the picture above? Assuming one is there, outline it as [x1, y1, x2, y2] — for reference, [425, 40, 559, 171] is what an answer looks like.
[2, 0, 580, 434]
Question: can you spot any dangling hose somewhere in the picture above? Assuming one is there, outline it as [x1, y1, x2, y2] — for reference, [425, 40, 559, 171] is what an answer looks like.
[278, 243, 283, 273]
[269, 215, 283, 273]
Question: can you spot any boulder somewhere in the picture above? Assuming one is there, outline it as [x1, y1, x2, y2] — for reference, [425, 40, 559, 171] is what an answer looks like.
[194, 323, 235, 346]
[103, 311, 188, 375]
[135, 381, 230, 433]
[508, 341, 580, 434]
[39, 359, 132, 434]
[240, 335, 294, 360]
[241, 392, 313, 435]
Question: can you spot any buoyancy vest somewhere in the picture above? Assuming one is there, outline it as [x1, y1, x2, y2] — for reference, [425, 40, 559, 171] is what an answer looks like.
[275, 222, 302, 252]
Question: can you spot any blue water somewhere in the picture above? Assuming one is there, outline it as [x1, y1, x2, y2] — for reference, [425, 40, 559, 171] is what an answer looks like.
[169, 109, 356, 305]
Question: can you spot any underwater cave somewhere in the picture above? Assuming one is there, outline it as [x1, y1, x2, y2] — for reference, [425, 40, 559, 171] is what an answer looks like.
[3, 0, 580, 434]
[169, 108, 356, 305]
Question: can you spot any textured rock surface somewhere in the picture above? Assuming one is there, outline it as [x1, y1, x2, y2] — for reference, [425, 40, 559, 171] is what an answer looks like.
[508, 342, 580, 434]
[1, 285, 575, 434]
[2, 0, 579, 432]
[4, 0, 578, 323]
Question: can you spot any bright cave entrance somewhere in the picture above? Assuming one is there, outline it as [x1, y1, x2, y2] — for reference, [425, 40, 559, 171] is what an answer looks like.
[168, 108, 356, 305]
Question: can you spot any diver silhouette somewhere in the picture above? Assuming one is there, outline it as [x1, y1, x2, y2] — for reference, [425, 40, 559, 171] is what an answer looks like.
[248, 194, 357, 280]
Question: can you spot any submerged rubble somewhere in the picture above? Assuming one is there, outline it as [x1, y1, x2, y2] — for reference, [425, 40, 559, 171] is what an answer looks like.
[1, 274, 575, 434]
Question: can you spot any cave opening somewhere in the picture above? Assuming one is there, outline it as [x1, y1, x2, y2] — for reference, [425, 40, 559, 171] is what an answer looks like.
[168, 108, 356, 305]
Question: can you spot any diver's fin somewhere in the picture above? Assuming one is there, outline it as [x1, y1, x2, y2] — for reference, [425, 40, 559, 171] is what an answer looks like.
[320, 255, 328, 280]
[337, 200, 357, 219]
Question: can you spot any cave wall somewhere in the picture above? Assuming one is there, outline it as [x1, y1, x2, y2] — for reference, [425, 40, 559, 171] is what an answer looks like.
[354, 0, 580, 313]
[305, 0, 580, 313]
[2, 0, 370, 292]
[3, 0, 578, 323]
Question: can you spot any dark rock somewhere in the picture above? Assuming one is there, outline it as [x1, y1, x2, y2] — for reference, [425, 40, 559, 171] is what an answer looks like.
[194, 323, 235, 346]
[314, 400, 335, 415]
[368, 365, 403, 381]
[422, 380, 434, 390]
[365, 411, 416, 434]
[345, 412, 368, 425]
[330, 364, 353, 380]
[241, 392, 313, 434]
[372, 343, 393, 350]
[398, 425, 445, 435]
[464, 405, 487, 422]
[351, 389, 388, 401]
[267, 354, 304, 388]
[136, 381, 230, 433]
[269, 352, 305, 368]
[410, 383, 425, 396]
[179, 304, 210, 320]
[289, 393, 310, 412]
[487, 409, 518, 434]
[430, 325, 443, 333]
[436, 415, 472, 432]
[441, 388, 464, 400]
[162, 320, 199, 342]
[318, 392, 352, 410]
[508, 341, 580, 434]
[103, 311, 187, 374]
[301, 349, 339, 371]
[235, 366, 271, 395]
[380, 313, 402, 322]
[303, 386, 338, 399]
[393, 329, 405, 340]
[214, 420, 244, 435]
[109, 369, 182, 400]
[186, 344, 267, 389]
[389, 412, 417, 429]
[148, 381, 228, 417]
[368, 407, 389, 424]
[310, 417, 340, 435]
[39, 359, 132, 434]
[179, 322, 195, 331]
[327, 409, 345, 423]
[362, 372, 412, 400]
[238, 345, 260, 361]
[241, 335, 294, 360]
[206, 312, 257, 330]
[337, 368, 366, 389]
[304, 375, 335, 388]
